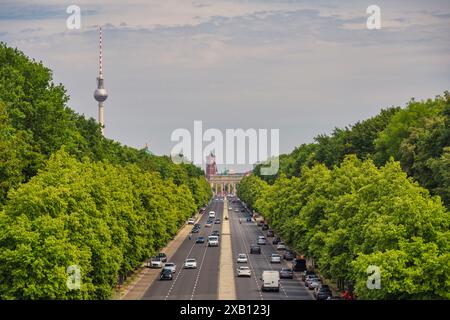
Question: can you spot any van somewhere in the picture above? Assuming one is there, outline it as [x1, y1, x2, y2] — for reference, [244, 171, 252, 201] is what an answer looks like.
[261, 270, 280, 292]
[208, 235, 219, 247]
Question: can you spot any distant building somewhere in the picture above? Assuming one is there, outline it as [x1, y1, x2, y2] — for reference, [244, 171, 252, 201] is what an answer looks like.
[205, 152, 217, 180]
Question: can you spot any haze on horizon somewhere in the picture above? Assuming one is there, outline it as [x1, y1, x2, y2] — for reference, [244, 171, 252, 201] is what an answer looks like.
[1, 0, 449, 172]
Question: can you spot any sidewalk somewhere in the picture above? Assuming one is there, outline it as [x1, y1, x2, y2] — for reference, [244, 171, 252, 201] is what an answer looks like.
[117, 213, 201, 300]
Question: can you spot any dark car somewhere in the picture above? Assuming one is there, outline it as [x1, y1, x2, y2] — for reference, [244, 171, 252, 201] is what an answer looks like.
[250, 244, 261, 254]
[160, 268, 173, 280]
[266, 230, 274, 237]
[246, 217, 252, 222]
[293, 258, 307, 272]
[191, 227, 200, 233]
[194, 223, 201, 228]
[262, 224, 269, 231]
[316, 286, 332, 300]
[272, 237, 281, 245]
[280, 268, 294, 279]
[258, 220, 265, 227]
[157, 252, 167, 263]
[283, 251, 295, 261]
[196, 236, 205, 244]
[211, 230, 220, 237]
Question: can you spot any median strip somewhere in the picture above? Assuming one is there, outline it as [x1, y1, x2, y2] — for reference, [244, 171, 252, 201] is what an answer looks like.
[218, 197, 236, 299]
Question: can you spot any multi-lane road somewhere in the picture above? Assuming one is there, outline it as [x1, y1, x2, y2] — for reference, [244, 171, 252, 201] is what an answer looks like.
[142, 197, 313, 300]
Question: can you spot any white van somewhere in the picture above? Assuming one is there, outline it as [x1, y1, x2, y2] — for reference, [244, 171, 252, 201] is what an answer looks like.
[209, 211, 216, 218]
[261, 270, 280, 292]
[208, 235, 219, 247]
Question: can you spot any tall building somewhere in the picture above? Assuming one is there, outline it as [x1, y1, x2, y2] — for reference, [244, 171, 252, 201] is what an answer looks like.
[206, 152, 217, 180]
[93, 26, 108, 135]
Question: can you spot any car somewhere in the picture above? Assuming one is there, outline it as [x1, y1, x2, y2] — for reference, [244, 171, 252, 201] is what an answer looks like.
[257, 236, 267, 245]
[237, 253, 248, 263]
[262, 224, 269, 231]
[280, 268, 294, 279]
[214, 218, 221, 224]
[196, 236, 205, 244]
[184, 259, 197, 269]
[160, 268, 173, 280]
[164, 262, 176, 273]
[250, 244, 261, 254]
[208, 235, 219, 247]
[209, 211, 216, 218]
[293, 258, 307, 272]
[194, 223, 201, 228]
[270, 253, 281, 263]
[187, 218, 195, 224]
[315, 285, 332, 300]
[150, 256, 163, 268]
[211, 230, 220, 237]
[246, 217, 252, 222]
[191, 227, 200, 233]
[266, 230, 274, 237]
[234, 209, 239, 212]
[302, 270, 315, 281]
[276, 242, 286, 251]
[257, 220, 265, 227]
[283, 251, 295, 261]
[205, 221, 212, 227]
[157, 252, 167, 263]
[272, 237, 281, 245]
[305, 275, 320, 288]
[237, 266, 252, 277]
[308, 279, 321, 290]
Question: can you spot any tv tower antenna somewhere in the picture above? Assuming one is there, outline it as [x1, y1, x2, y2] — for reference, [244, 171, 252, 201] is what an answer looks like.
[93, 26, 108, 135]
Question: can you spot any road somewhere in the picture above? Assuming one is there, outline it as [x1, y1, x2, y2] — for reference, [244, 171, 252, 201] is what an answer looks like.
[142, 197, 313, 300]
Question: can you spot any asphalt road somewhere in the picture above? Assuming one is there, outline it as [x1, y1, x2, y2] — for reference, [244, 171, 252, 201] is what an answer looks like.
[142, 197, 313, 300]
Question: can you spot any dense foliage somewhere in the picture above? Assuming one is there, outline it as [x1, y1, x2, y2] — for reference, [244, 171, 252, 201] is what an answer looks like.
[241, 94, 450, 299]
[0, 43, 211, 299]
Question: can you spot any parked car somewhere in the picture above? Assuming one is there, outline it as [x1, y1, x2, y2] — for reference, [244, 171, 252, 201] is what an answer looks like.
[314, 284, 332, 299]
[237, 253, 248, 263]
[237, 266, 252, 277]
[308, 278, 322, 290]
[270, 253, 281, 263]
[261, 271, 280, 292]
[272, 237, 281, 245]
[160, 268, 173, 280]
[293, 258, 307, 272]
[276, 242, 286, 250]
[164, 262, 176, 273]
[280, 268, 294, 279]
[184, 259, 197, 269]
[257, 236, 267, 245]
[157, 253, 167, 263]
[266, 230, 274, 237]
[187, 218, 195, 224]
[302, 270, 315, 281]
[196, 236, 205, 244]
[283, 251, 295, 261]
[150, 256, 163, 268]
[250, 244, 261, 254]
[262, 224, 269, 231]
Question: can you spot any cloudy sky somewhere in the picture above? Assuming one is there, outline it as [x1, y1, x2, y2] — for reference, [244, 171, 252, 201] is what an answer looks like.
[1, 0, 449, 172]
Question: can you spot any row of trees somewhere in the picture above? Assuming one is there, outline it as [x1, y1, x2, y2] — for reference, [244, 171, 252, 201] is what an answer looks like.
[254, 94, 450, 208]
[239, 157, 450, 299]
[0, 43, 212, 299]
[241, 94, 450, 299]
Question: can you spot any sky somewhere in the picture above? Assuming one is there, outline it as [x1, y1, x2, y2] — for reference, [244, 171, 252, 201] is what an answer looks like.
[1, 0, 449, 172]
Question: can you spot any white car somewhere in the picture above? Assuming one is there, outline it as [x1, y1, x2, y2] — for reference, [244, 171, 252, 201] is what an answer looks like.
[208, 235, 219, 247]
[308, 279, 321, 290]
[237, 266, 252, 277]
[209, 211, 216, 218]
[184, 259, 197, 269]
[164, 262, 176, 273]
[257, 236, 267, 245]
[270, 253, 281, 263]
[150, 257, 163, 268]
[276, 242, 286, 250]
[187, 218, 195, 225]
[237, 253, 248, 263]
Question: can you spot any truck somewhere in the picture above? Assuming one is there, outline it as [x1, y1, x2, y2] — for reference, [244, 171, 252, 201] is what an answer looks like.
[261, 270, 280, 292]
[292, 257, 307, 272]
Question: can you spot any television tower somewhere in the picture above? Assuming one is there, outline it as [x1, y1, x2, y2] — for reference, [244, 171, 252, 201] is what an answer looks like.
[93, 26, 108, 135]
